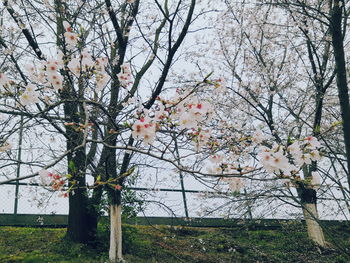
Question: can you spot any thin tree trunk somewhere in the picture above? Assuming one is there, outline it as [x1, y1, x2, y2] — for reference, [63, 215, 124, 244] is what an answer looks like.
[297, 185, 326, 247]
[109, 191, 123, 262]
[331, 0, 350, 187]
[302, 203, 326, 247]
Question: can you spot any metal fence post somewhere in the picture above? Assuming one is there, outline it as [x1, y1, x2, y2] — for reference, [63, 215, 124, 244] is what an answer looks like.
[174, 136, 189, 218]
[14, 115, 24, 215]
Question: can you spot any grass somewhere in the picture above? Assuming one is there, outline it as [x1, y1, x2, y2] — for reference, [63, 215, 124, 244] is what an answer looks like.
[0, 221, 349, 262]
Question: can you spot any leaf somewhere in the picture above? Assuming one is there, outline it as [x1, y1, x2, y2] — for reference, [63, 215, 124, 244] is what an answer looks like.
[96, 175, 101, 183]
[68, 160, 76, 173]
[314, 125, 321, 133]
[331, 121, 342, 127]
[121, 166, 136, 178]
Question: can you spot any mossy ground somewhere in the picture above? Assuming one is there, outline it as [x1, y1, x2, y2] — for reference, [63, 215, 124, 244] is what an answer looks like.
[0, 221, 349, 262]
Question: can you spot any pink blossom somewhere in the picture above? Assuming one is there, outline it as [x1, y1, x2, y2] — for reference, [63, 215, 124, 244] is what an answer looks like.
[0, 141, 12, 152]
[132, 118, 156, 145]
[20, 84, 40, 106]
[63, 21, 72, 32]
[47, 73, 63, 90]
[39, 169, 51, 186]
[64, 32, 78, 48]
[117, 63, 133, 87]
[81, 49, 94, 69]
[25, 64, 36, 74]
[209, 154, 224, 163]
[96, 72, 110, 92]
[287, 141, 301, 155]
[179, 112, 197, 129]
[227, 177, 244, 192]
[304, 136, 321, 148]
[46, 59, 62, 73]
[67, 58, 81, 76]
[0, 72, 10, 90]
[251, 130, 266, 144]
[114, 184, 122, 190]
[309, 150, 321, 161]
[95, 57, 109, 71]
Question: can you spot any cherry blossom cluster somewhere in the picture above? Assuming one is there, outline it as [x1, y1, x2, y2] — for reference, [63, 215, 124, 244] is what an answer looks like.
[132, 116, 156, 145]
[175, 97, 213, 130]
[95, 57, 110, 91]
[258, 136, 321, 176]
[188, 129, 212, 152]
[12, 22, 110, 106]
[202, 135, 323, 192]
[0, 72, 11, 93]
[20, 84, 40, 106]
[205, 151, 254, 192]
[206, 154, 237, 174]
[174, 95, 214, 149]
[44, 58, 64, 90]
[222, 177, 245, 193]
[19, 60, 64, 105]
[117, 64, 133, 88]
[257, 136, 323, 188]
[63, 21, 78, 49]
[39, 169, 68, 195]
[21, 55, 65, 101]
[0, 141, 12, 152]
[66, 47, 110, 92]
[131, 90, 214, 148]
[21, 52, 64, 97]
[62, 20, 110, 90]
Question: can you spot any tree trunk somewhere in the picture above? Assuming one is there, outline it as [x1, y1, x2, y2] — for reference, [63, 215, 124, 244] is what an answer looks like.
[302, 203, 326, 247]
[67, 187, 90, 242]
[63, 99, 98, 243]
[53, 0, 100, 244]
[298, 186, 326, 247]
[66, 148, 98, 243]
[109, 191, 123, 262]
[67, 189, 100, 243]
[331, 0, 350, 188]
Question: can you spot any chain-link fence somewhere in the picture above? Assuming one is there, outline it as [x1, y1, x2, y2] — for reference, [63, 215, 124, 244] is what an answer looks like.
[1, 179, 349, 221]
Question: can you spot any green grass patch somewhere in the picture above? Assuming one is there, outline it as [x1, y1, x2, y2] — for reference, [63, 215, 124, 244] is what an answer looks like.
[0, 221, 349, 262]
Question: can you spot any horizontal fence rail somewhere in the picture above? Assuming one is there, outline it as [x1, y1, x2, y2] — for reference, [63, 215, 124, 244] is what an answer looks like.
[3, 182, 349, 201]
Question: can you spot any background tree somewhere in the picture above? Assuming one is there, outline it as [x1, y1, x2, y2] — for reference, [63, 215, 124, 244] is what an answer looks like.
[0, 0, 199, 260]
[186, 0, 350, 248]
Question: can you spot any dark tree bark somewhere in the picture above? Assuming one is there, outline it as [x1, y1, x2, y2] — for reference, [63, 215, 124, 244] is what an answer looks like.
[63, 102, 93, 242]
[55, 0, 101, 243]
[330, 0, 350, 188]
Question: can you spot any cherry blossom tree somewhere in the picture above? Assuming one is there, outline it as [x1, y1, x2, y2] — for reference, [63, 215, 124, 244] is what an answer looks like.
[0, 0, 208, 261]
[186, 0, 350, 248]
[2, 1, 350, 261]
